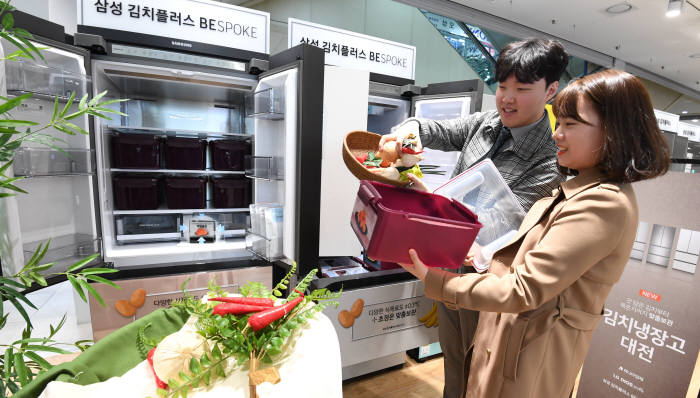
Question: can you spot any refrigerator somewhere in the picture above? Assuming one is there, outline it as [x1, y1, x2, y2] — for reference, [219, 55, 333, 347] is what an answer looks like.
[310, 66, 490, 379]
[0, 10, 326, 301]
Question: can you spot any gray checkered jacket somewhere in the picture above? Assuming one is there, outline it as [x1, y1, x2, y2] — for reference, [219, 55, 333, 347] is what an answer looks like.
[404, 110, 564, 212]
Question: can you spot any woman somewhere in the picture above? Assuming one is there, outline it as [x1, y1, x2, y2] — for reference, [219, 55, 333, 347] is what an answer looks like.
[399, 69, 670, 398]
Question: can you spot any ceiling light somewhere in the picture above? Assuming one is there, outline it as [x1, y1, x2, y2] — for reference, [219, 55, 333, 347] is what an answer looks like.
[666, 0, 684, 17]
[694, 119, 699, 122]
[682, 110, 689, 114]
[606, 2, 633, 14]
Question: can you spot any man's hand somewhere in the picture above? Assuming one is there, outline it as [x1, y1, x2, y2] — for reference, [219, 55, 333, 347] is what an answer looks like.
[398, 249, 429, 282]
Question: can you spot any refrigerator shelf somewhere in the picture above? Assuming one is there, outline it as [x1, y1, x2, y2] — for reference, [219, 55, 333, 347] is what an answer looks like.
[13, 148, 94, 177]
[244, 156, 283, 181]
[7, 90, 77, 103]
[113, 207, 250, 215]
[106, 125, 252, 140]
[110, 168, 245, 175]
[4, 57, 89, 100]
[245, 87, 285, 120]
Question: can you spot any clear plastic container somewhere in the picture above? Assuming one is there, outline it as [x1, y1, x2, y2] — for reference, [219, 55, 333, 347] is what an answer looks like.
[434, 159, 526, 271]
[245, 87, 284, 120]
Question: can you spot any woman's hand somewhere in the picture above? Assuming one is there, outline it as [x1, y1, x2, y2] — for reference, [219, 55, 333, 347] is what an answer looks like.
[398, 249, 429, 282]
[405, 173, 430, 192]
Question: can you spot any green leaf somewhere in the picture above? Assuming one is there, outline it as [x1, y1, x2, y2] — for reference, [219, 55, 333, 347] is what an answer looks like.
[189, 357, 202, 375]
[51, 95, 60, 122]
[79, 279, 104, 307]
[85, 274, 121, 290]
[4, 348, 13, 380]
[53, 124, 77, 136]
[58, 91, 76, 119]
[24, 240, 49, 269]
[0, 120, 39, 128]
[0, 285, 37, 310]
[23, 351, 52, 371]
[211, 344, 222, 361]
[178, 371, 191, 382]
[31, 262, 56, 273]
[0, 276, 28, 289]
[78, 93, 88, 111]
[23, 345, 70, 354]
[97, 98, 129, 107]
[215, 364, 225, 378]
[89, 90, 108, 107]
[2, 12, 13, 29]
[67, 275, 86, 302]
[199, 353, 211, 368]
[13, 353, 27, 386]
[0, 92, 32, 114]
[48, 314, 67, 338]
[29, 272, 47, 287]
[67, 253, 100, 272]
[201, 369, 211, 385]
[0, 32, 33, 61]
[78, 267, 118, 275]
[14, 35, 45, 62]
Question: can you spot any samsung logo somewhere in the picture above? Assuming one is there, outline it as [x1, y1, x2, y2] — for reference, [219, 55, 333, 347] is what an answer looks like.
[172, 40, 193, 48]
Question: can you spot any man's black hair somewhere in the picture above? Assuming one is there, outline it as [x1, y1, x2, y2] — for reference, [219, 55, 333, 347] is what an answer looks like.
[495, 38, 569, 86]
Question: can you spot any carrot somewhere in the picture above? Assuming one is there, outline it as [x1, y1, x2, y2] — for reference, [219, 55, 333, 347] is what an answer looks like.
[247, 296, 304, 331]
[212, 303, 269, 316]
[147, 347, 168, 390]
[209, 297, 274, 307]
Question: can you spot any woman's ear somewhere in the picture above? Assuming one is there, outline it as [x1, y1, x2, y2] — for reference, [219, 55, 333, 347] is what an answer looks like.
[546, 81, 559, 103]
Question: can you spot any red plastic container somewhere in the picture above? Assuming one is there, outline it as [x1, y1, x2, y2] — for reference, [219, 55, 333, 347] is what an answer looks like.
[164, 137, 207, 170]
[165, 177, 206, 209]
[211, 140, 250, 171]
[212, 176, 251, 208]
[350, 180, 482, 268]
[111, 133, 161, 169]
[113, 177, 160, 210]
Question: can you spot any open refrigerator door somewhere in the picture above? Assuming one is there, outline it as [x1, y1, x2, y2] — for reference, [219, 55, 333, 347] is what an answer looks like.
[0, 36, 100, 277]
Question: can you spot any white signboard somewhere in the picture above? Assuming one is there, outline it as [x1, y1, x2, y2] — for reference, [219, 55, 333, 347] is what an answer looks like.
[351, 295, 432, 340]
[78, 0, 269, 54]
[654, 109, 680, 133]
[678, 122, 700, 143]
[288, 18, 416, 80]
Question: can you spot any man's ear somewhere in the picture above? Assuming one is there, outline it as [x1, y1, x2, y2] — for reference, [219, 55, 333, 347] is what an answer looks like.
[545, 81, 559, 103]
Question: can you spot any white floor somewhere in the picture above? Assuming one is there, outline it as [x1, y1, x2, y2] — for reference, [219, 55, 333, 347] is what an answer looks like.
[1, 281, 93, 353]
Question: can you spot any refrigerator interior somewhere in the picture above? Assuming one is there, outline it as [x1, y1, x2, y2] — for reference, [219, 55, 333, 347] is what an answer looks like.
[0, 38, 98, 276]
[90, 59, 269, 268]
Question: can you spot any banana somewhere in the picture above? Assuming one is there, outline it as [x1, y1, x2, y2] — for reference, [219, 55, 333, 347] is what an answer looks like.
[420, 302, 439, 327]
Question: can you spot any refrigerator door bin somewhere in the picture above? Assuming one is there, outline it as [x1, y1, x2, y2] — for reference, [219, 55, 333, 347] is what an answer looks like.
[245, 87, 284, 120]
[212, 176, 251, 208]
[12, 148, 94, 176]
[211, 139, 251, 171]
[244, 155, 283, 180]
[164, 137, 207, 170]
[111, 133, 161, 169]
[350, 180, 482, 268]
[4, 58, 88, 99]
[246, 234, 283, 261]
[23, 234, 100, 274]
[165, 177, 206, 209]
[113, 176, 160, 210]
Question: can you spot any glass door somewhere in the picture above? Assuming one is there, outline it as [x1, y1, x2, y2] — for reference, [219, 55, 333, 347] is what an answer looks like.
[0, 37, 99, 276]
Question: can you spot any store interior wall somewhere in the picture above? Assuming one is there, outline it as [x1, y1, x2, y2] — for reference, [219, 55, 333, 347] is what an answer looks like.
[248, 0, 491, 93]
[12, 0, 49, 20]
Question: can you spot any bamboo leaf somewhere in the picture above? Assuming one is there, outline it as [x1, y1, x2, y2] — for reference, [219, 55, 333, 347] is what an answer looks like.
[0, 276, 27, 289]
[79, 267, 118, 275]
[0, 32, 33, 60]
[0, 285, 37, 310]
[53, 124, 77, 136]
[23, 351, 52, 371]
[3, 348, 13, 380]
[85, 274, 120, 290]
[0, 92, 32, 114]
[23, 345, 70, 354]
[78, 93, 88, 111]
[89, 90, 108, 107]
[0, 120, 39, 128]
[79, 279, 104, 307]
[2, 13, 14, 30]
[14, 35, 45, 62]
[50, 95, 59, 122]
[67, 274, 86, 302]
[13, 353, 27, 386]
[60, 121, 88, 135]
[67, 253, 100, 272]
[58, 91, 75, 119]
[97, 98, 128, 106]
[31, 262, 56, 273]
[29, 272, 47, 287]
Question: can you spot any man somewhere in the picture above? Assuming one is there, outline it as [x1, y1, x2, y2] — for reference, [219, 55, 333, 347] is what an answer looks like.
[379, 38, 569, 398]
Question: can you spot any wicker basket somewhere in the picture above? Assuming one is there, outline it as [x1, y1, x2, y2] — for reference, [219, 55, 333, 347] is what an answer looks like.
[342, 130, 410, 187]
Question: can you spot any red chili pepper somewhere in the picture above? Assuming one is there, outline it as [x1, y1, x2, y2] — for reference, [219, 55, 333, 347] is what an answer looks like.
[209, 297, 274, 307]
[355, 154, 368, 163]
[147, 347, 168, 390]
[247, 296, 304, 331]
[212, 303, 269, 316]
[400, 147, 423, 155]
[364, 165, 377, 169]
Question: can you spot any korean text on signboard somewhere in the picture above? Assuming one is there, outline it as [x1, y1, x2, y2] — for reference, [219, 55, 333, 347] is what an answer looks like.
[351, 295, 432, 340]
[79, 0, 269, 54]
[288, 18, 416, 80]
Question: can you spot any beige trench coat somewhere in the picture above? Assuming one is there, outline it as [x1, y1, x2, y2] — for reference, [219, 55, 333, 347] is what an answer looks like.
[424, 169, 639, 398]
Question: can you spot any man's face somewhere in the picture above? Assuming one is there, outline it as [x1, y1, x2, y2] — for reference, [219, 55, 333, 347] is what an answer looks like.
[495, 73, 558, 128]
